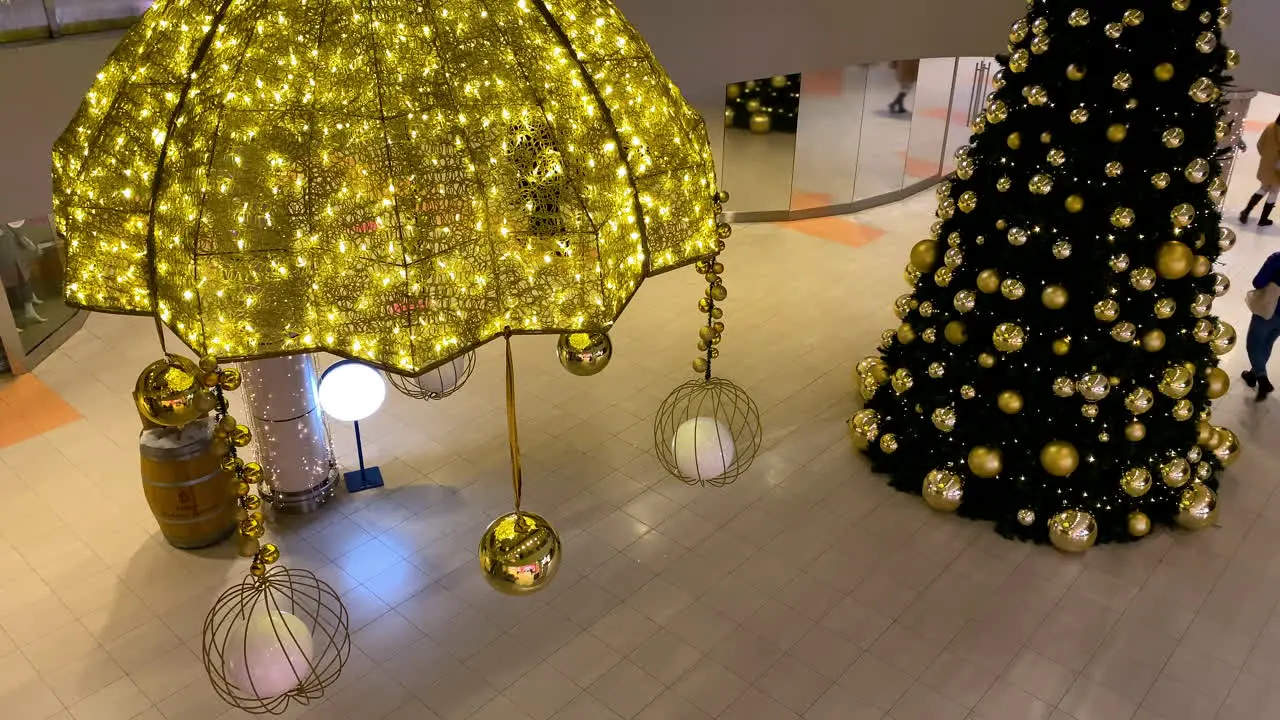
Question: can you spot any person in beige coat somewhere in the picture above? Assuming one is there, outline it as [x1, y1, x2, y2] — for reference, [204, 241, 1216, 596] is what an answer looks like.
[1240, 114, 1280, 227]
[888, 59, 919, 115]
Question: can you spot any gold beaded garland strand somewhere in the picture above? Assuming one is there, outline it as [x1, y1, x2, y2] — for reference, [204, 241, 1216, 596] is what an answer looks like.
[203, 355, 280, 576]
[694, 193, 733, 377]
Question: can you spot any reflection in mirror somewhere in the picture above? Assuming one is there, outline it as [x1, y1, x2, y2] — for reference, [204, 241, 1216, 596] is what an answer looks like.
[903, 58, 958, 185]
[791, 67, 865, 211]
[944, 58, 997, 174]
[720, 75, 801, 215]
[1, 217, 78, 353]
[854, 62, 913, 200]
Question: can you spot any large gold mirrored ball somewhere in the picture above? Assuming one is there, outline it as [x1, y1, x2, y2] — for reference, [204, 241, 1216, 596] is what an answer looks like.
[909, 239, 939, 273]
[1040, 441, 1079, 477]
[923, 470, 964, 512]
[967, 446, 1003, 478]
[1212, 427, 1241, 467]
[1155, 240, 1193, 279]
[1048, 510, 1097, 552]
[1176, 483, 1219, 530]
[1128, 511, 1152, 537]
[997, 390, 1024, 414]
[478, 511, 561, 595]
[1205, 367, 1230, 399]
[557, 332, 613, 377]
[134, 355, 216, 427]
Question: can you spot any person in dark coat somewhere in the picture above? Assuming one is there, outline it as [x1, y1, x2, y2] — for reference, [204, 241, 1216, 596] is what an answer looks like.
[888, 60, 919, 115]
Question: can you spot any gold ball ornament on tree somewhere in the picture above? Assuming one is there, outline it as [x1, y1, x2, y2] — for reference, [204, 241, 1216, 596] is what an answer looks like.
[1152, 172, 1172, 190]
[1077, 374, 1110, 401]
[1211, 322, 1237, 356]
[977, 269, 1000, 294]
[967, 446, 1003, 478]
[478, 511, 561, 595]
[1071, 107, 1091, 124]
[1190, 77, 1220, 103]
[1053, 338, 1072, 356]
[1121, 467, 1153, 497]
[770, 75, 788, 88]
[745, 98, 762, 113]
[879, 433, 899, 454]
[849, 409, 881, 449]
[1041, 285, 1069, 310]
[979, 353, 997, 369]
[1049, 510, 1098, 553]
[923, 470, 964, 512]
[1125, 387, 1155, 415]
[1066, 64, 1086, 81]
[1128, 511, 1152, 537]
[557, 333, 613, 377]
[997, 390, 1024, 414]
[749, 112, 772, 134]
[1155, 241, 1193, 279]
[1177, 483, 1219, 530]
[1154, 62, 1175, 81]
[1185, 158, 1211, 184]
[897, 323, 917, 344]
[1095, 299, 1120, 322]
[1142, 329, 1167, 353]
[1212, 427, 1241, 467]
[1112, 207, 1136, 228]
[1205, 368, 1230, 399]
[944, 320, 968, 345]
[1107, 123, 1128, 142]
[909, 239, 939, 273]
[1130, 267, 1157, 291]
[1162, 127, 1186, 148]
[992, 323, 1026, 353]
[1125, 421, 1147, 442]
[134, 355, 216, 428]
[1065, 194, 1085, 213]
[1162, 458, 1192, 488]
[1159, 366, 1194, 398]
[1171, 203, 1196, 228]
[1040, 441, 1080, 477]
[1154, 298, 1176, 319]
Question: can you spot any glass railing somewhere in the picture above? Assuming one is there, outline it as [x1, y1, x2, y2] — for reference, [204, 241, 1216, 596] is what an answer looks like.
[0, 213, 85, 374]
[709, 57, 996, 221]
[0, 0, 151, 43]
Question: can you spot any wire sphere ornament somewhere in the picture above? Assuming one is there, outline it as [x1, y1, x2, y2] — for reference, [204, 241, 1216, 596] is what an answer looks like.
[202, 566, 351, 715]
[385, 352, 476, 401]
[654, 377, 762, 487]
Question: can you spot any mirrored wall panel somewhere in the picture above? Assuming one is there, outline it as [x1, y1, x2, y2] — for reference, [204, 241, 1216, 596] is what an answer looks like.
[791, 66, 864, 211]
[720, 74, 802, 215]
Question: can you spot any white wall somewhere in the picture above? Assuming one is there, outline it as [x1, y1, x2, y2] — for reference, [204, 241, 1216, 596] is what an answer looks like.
[1, 0, 1278, 223]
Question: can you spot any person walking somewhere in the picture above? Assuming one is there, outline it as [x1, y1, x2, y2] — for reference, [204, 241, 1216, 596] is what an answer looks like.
[1243, 251, 1280, 400]
[1239, 114, 1280, 227]
[888, 60, 919, 115]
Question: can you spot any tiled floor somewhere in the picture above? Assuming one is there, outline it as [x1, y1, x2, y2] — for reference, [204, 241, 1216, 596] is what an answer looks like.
[8, 97, 1280, 720]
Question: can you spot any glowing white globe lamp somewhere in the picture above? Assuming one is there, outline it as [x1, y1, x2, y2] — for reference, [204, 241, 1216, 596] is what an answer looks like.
[225, 610, 315, 699]
[317, 360, 386, 493]
[672, 416, 736, 482]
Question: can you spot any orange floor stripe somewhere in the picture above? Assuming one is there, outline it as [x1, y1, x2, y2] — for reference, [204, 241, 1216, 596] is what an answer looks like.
[919, 106, 970, 126]
[781, 216, 886, 248]
[0, 374, 81, 449]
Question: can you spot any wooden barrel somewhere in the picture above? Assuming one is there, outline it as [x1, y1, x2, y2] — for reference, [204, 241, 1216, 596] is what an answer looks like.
[139, 423, 236, 549]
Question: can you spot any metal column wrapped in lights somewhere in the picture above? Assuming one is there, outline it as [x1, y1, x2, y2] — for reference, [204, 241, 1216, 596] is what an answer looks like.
[654, 198, 762, 487]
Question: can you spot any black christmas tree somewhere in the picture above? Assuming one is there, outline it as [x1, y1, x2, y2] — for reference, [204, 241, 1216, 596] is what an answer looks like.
[851, 0, 1244, 551]
[724, 74, 802, 134]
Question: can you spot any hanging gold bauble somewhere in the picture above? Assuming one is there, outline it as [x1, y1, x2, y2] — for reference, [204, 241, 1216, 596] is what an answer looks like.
[1041, 285, 1069, 310]
[1128, 512, 1152, 537]
[1040, 441, 1079, 477]
[923, 470, 964, 512]
[478, 511, 562, 595]
[1155, 241, 1193, 279]
[977, 269, 1000, 294]
[1213, 427, 1241, 467]
[967, 446, 1003, 478]
[1048, 510, 1097, 553]
[944, 320, 968, 345]
[1121, 467, 1152, 497]
[1177, 483, 1219, 530]
[910, 239, 940, 273]
[135, 355, 216, 427]
[1205, 367, 1230, 399]
[997, 390, 1024, 414]
[1141, 329, 1166, 352]
[1154, 63, 1175, 81]
[557, 333, 613, 377]
[749, 111, 772, 134]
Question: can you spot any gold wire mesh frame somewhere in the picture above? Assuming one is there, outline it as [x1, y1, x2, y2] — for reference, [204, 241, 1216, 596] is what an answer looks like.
[385, 351, 476, 400]
[202, 566, 351, 715]
[52, 0, 721, 375]
[654, 377, 762, 487]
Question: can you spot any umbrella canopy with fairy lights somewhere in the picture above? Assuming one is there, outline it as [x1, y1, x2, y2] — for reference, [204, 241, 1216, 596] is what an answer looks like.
[52, 0, 721, 374]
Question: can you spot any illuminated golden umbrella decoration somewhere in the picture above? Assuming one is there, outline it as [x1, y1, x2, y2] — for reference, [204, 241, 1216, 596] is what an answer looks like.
[52, 0, 722, 375]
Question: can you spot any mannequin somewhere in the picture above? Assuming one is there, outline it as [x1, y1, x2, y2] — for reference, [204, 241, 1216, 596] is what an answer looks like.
[0, 220, 45, 325]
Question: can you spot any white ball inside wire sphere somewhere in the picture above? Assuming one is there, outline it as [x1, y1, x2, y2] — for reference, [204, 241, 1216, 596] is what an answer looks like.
[317, 361, 385, 422]
[672, 416, 736, 481]
[225, 610, 314, 699]
[416, 355, 469, 397]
